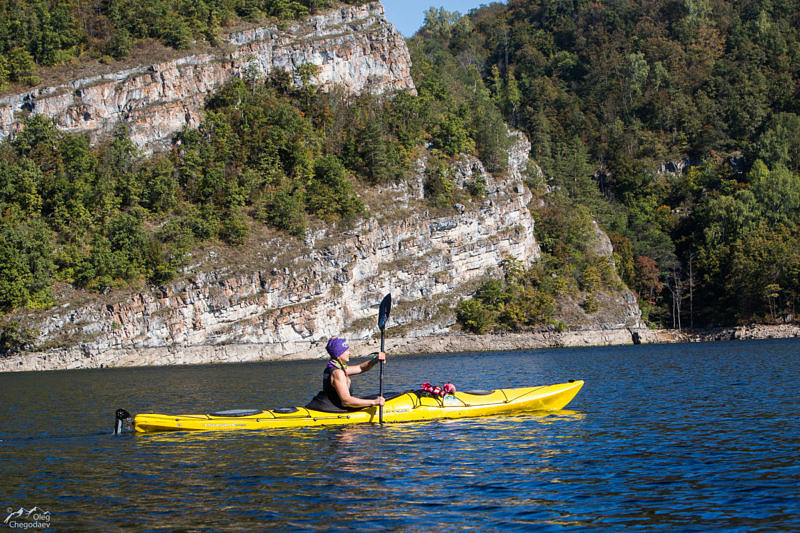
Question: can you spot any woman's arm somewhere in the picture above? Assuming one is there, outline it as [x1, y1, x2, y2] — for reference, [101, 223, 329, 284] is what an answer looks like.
[346, 352, 385, 376]
[331, 368, 384, 408]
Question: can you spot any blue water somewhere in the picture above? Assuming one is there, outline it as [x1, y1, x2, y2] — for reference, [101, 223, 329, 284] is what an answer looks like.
[1, 339, 798, 531]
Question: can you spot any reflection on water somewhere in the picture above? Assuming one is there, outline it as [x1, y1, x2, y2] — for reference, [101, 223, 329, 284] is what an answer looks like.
[109, 411, 588, 531]
[1, 339, 799, 531]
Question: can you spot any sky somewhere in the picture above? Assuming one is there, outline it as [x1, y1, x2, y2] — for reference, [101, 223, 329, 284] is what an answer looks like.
[382, 1, 506, 37]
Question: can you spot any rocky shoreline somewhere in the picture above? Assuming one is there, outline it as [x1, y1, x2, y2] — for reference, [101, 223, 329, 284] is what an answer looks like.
[1, 324, 797, 373]
[380, 324, 800, 355]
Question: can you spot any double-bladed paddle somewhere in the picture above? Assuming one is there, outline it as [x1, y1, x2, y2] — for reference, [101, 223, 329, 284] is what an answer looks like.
[378, 293, 392, 423]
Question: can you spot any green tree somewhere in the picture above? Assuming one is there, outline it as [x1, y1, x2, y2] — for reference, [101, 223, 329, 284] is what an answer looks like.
[421, 7, 461, 40]
[306, 155, 363, 221]
[456, 298, 494, 333]
[424, 157, 455, 208]
[261, 187, 306, 237]
[608, 232, 635, 289]
[106, 28, 133, 60]
[432, 113, 473, 156]
[471, 101, 510, 173]
[749, 161, 800, 226]
[754, 113, 800, 172]
[622, 52, 650, 115]
[0, 222, 54, 311]
[6, 46, 37, 83]
[726, 222, 798, 321]
[141, 156, 178, 213]
[220, 209, 250, 245]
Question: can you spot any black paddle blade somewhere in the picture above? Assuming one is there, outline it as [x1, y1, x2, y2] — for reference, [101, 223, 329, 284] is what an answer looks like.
[378, 293, 392, 330]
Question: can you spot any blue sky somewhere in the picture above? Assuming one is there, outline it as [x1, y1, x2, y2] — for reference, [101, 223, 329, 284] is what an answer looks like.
[382, 1, 506, 37]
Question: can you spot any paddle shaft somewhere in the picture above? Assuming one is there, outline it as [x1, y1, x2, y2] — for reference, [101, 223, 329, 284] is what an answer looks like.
[377, 293, 391, 425]
[379, 328, 385, 423]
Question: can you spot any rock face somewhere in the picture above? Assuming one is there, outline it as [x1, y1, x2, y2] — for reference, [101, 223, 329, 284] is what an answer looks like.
[1, 132, 553, 371]
[0, 4, 646, 372]
[0, 130, 647, 372]
[555, 219, 642, 331]
[0, 2, 413, 152]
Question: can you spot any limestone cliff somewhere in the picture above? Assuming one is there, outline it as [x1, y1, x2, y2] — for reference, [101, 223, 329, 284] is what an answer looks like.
[0, 2, 413, 152]
[0, 129, 644, 372]
[0, 3, 644, 372]
[2, 132, 541, 371]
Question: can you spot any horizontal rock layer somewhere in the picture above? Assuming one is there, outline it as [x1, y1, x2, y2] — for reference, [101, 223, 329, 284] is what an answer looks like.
[0, 2, 413, 151]
[1, 133, 556, 371]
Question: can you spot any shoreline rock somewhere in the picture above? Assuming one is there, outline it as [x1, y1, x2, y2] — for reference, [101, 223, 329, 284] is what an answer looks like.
[2, 324, 797, 373]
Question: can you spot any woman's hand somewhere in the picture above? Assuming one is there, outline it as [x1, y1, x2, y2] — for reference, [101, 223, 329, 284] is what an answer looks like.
[377, 351, 385, 363]
[373, 396, 385, 406]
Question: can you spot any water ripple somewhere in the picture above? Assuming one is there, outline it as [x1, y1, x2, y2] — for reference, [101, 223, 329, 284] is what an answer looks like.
[1, 339, 798, 531]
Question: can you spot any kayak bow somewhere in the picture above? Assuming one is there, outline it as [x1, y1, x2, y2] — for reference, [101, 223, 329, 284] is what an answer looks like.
[121, 380, 584, 434]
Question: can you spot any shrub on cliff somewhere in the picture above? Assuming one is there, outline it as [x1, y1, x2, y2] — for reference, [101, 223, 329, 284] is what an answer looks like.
[456, 260, 557, 333]
[456, 299, 494, 334]
[306, 155, 364, 222]
[0, 321, 39, 356]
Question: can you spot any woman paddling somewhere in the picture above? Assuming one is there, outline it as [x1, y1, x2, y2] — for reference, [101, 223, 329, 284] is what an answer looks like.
[306, 337, 386, 412]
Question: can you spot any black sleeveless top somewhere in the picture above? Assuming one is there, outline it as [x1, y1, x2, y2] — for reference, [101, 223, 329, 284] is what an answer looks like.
[305, 364, 357, 413]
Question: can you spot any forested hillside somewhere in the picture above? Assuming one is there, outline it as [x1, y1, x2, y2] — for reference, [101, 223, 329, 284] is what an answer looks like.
[417, 0, 800, 327]
[0, 18, 520, 361]
[2, 0, 799, 355]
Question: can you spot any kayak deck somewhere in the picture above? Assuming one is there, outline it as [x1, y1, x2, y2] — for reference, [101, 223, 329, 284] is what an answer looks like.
[133, 380, 584, 433]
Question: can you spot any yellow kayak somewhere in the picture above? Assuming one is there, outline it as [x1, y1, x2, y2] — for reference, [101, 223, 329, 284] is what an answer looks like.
[127, 380, 583, 433]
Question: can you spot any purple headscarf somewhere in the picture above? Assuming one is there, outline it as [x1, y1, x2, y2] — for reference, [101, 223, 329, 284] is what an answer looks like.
[326, 337, 349, 359]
